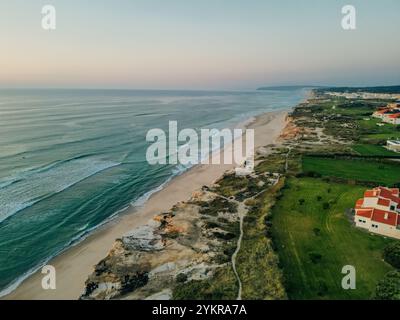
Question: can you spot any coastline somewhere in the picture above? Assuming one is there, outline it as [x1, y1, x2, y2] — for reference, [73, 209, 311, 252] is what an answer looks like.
[3, 109, 289, 300]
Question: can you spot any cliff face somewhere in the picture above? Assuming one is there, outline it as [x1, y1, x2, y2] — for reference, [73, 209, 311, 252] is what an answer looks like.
[80, 188, 240, 300]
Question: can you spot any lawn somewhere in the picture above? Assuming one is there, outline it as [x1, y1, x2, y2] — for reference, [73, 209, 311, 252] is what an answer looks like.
[352, 144, 399, 157]
[302, 156, 400, 186]
[271, 177, 395, 299]
[357, 118, 392, 132]
[363, 132, 400, 141]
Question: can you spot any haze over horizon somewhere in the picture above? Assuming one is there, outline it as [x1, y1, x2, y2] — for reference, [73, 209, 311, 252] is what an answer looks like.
[1, 0, 400, 90]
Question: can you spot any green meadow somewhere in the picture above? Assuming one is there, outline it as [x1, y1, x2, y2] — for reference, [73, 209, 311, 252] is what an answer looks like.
[352, 144, 399, 157]
[271, 177, 394, 299]
[363, 132, 400, 141]
[302, 156, 400, 186]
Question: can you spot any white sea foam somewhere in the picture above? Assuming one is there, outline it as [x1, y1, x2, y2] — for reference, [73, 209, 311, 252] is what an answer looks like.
[0, 158, 120, 223]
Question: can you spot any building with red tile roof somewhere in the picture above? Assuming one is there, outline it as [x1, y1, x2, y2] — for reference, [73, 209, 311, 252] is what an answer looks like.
[372, 103, 400, 124]
[354, 186, 400, 239]
[385, 113, 400, 125]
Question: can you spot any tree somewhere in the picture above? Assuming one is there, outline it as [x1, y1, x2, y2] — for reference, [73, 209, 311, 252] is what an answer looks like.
[374, 271, 400, 300]
[383, 242, 400, 269]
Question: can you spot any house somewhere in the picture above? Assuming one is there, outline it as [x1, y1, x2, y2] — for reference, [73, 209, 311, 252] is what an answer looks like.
[373, 103, 400, 124]
[372, 108, 391, 119]
[235, 157, 254, 177]
[383, 113, 400, 125]
[354, 187, 400, 239]
[387, 140, 400, 152]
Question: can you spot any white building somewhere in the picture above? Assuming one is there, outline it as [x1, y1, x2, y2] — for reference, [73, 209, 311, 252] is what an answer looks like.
[387, 140, 400, 153]
[235, 157, 254, 177]
[355, 187, 400, 239]
[382, 113, 400, 125]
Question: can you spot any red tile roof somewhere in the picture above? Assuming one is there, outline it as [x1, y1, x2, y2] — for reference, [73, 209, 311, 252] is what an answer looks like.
[378, 187, 400, 204]
[356, 209, 373, 218]
[377, 198, 391, 207]
[375, 109, 391, 114]
[371, 209, 397, 226]
[364, 190, 377, 197]
[363, 187, 400, 204]
[355, 198, 364, 209]
[355, 187, 400, 227]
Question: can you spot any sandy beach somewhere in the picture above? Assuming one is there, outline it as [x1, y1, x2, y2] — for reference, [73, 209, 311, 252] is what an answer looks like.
[4, 110, 288, 300]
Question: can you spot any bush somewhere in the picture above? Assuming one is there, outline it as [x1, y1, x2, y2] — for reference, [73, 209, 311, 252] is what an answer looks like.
[374, 271, 400, 300]
[298, 199, 305, 205]
[176, 273, 188, 283]
[317, 281, 328, 296]
[383, 242, 400, 269]
[309, 252, 322, 264]
[313, 228, 321, 236]
[322, 202, 330, 210]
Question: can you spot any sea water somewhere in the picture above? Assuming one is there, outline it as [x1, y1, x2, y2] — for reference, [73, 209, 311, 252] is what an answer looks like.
[0, 88, 306, 294]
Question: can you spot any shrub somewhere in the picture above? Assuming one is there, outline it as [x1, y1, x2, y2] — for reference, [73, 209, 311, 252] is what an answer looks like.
[383, 242, 400, 269]
[309, 252, 322, 264]
[374, 271, 400, 300]
[176, 273, 188, 283]
[313, 228, 321, 236]
[317, 281, 328, 296]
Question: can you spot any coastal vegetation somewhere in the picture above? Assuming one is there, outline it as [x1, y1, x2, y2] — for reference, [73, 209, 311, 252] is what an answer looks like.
[374, 271, 400, 300]
[235, 178, 286, 299]
[383, 242, 400, 269]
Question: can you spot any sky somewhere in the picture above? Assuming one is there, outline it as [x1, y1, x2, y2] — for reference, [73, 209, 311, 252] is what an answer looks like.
[1, 0, 400, 90]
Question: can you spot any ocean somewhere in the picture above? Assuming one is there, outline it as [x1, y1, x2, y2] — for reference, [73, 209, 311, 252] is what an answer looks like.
[0, 88, 306, 294]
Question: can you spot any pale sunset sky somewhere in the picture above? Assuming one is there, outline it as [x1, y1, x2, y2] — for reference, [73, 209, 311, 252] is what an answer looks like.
[1, 0, 399, 90]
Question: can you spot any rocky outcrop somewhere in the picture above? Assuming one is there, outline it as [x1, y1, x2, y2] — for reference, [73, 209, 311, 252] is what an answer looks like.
[80, 190, 240, 300]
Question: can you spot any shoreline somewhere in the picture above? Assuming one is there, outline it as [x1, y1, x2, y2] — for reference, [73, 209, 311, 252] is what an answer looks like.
[3, 109, 289, 300]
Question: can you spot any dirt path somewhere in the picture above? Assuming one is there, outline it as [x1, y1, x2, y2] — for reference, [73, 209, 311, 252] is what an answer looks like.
[231, 202, 246, 300]
[230, 177, 281, 300]
[285, 147, 292, 173]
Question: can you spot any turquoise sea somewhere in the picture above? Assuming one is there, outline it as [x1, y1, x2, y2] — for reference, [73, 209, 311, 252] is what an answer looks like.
[0, 88, 306, 294]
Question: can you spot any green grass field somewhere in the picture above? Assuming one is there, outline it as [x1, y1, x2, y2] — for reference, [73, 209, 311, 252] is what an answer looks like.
[271, 177, 394, 299]
[357, 118, 393, 132]
[363, 132, 400, 141]
[352, 144, 399, 157]
[302, 157, 400, 185]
